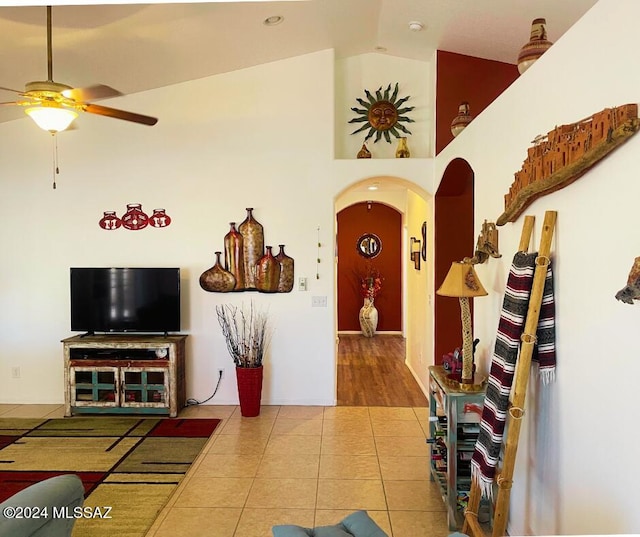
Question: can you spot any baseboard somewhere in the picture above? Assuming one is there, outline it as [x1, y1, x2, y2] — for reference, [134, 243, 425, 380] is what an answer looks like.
[337, 331, 403, 335]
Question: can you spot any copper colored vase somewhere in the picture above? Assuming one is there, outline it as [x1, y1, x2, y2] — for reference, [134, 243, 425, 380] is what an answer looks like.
[275, 244, 294, 293]
[200, 252, 236, 292]
[238, 208, 264, 290]
[224, 222, 245, 291]
[255, 246, 281, 293]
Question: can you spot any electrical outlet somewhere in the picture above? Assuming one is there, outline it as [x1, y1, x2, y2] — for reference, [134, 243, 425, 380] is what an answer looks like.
[218, 368, 225, 379]
[11, 366, 20, 379]
[311, 296, 327, 307]
[298, 277, 308, 291]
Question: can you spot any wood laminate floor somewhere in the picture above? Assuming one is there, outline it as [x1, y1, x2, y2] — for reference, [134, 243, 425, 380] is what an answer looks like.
[337, 334, 429, 407]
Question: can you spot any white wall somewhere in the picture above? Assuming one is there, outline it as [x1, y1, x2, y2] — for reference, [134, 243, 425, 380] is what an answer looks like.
[335, 53, 433, 160]
[0, 48, 437, 412]
[436, 0, 640, 533]
[0, 50, 339, 406]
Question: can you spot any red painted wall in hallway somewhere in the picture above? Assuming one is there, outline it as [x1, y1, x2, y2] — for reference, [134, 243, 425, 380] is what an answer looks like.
[337, 202, 402, 331]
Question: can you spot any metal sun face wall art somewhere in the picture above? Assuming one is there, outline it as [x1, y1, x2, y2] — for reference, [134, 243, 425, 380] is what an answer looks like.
[349, 83, 415, 143]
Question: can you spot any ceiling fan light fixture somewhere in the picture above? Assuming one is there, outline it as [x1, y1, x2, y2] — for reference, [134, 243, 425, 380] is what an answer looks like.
[25, 105, 78, 133]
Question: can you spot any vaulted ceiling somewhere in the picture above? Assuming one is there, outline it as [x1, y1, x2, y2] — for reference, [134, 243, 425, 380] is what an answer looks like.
[0, 0, 598, 123]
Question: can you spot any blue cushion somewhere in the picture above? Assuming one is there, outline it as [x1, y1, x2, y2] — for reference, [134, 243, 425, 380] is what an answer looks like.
[272, 511, 388, 537]
[341, 511, 388, 537]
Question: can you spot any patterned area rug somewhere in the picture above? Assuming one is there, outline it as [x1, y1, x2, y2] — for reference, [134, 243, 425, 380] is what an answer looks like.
[0, 417, 221, 536]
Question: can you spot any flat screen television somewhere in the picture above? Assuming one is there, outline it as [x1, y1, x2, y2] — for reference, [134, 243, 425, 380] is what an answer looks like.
[70, 267, 181, 334]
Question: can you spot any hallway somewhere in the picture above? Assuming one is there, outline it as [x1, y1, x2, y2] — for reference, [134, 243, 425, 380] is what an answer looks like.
[337, 334, 429, 407]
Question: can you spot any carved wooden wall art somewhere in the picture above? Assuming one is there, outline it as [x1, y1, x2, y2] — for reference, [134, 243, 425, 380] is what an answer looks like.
[497, 104, 640, 226]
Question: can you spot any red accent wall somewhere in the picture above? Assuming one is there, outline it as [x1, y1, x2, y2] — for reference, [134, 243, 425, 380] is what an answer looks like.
[436, 50, 519, 155]
[434, 159, 474, 364]
[337, 202, 402, 331]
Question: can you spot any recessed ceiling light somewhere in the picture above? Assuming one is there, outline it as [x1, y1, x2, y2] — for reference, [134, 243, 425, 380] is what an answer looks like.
[408, 21, 424, 32]
[264, 15, 284, 26]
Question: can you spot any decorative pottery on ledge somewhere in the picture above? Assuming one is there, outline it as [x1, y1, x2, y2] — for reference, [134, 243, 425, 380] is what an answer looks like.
[451, 102, 473, 137]
[517, 18, 553, 74]
[498, 104, 640, 226]
[200, 208, 294, 293]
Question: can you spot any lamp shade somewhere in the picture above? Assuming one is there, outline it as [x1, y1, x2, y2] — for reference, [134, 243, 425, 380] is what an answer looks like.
[25, 105, 78, 133]
[437, 261, 488, 298]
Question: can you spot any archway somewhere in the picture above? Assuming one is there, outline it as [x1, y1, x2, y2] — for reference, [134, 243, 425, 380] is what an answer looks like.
[334, 176, 433, 405]
[434, 158, 475, 365]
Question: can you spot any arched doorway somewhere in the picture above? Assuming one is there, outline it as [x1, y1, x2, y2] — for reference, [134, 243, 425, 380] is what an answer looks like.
[434, 158, 475, 365]
[334, 176, 432, 406]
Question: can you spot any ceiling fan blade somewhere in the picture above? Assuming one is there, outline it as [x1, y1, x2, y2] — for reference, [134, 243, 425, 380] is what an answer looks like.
[0, 86, 23, 94]
[63, 85, 123, 102]
[83, 103, 158, 126]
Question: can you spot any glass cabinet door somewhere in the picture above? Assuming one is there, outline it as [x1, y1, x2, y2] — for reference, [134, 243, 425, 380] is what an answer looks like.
[121, 367, 169, 408]
[70, 367, 119, 407]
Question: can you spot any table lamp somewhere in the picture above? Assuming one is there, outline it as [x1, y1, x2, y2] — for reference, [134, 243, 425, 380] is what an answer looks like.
[437, 261, 487, 384]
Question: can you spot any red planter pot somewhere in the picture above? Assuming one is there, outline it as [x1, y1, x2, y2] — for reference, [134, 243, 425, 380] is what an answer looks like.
[235, 366, 263, 417]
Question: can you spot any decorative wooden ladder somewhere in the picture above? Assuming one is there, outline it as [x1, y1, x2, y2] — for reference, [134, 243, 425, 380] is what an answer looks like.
[462, 210, 557, 537]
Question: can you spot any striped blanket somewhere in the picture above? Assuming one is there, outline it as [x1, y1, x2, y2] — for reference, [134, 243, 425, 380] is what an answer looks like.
[470, 251, 556, 497]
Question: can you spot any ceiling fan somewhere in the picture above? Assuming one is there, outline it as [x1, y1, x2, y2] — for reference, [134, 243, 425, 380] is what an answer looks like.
[0, 5, 158, 133]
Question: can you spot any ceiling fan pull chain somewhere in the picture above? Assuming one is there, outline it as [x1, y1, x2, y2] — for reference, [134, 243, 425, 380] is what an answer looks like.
[51, 132, 60, 190]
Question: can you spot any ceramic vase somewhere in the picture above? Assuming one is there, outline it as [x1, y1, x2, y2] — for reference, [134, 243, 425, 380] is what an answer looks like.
[395, 137, 410, 158]
[357, 143, 372, 159]
[121, 203, 149, 231]
[255, 246, 281, 293]
[99, 211, 121, 230]
[275, 244, 294, 293]
[199, 251, 236, 292]
[517, 18, 553, 74]
[359, 297, 378, 337]
[150, 208, 171, 228]
[451, 102, 473, 137]
[224, 222, 245, 291]
[238, 208, 264, 290]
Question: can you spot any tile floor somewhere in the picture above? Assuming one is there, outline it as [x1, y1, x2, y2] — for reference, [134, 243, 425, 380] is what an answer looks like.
[0, 404, 449, 537]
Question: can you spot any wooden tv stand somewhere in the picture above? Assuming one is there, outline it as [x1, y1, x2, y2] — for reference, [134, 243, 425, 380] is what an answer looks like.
[62, 334, 187, 418]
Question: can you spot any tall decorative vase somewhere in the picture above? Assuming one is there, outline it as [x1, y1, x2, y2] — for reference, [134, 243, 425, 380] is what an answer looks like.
[359, 297, 379, 337]
[224, 222, 245, 291]
[238, 208, 264, 290]
[236, 366, 263, 417]
[199, 251, 236, 292]
[255, 246, 281, 293]
[275, 244, 294, 293]
[395, 137, 410, 158]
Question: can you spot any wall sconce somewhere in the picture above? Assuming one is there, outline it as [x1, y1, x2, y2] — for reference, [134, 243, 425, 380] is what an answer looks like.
[410, 237, 421, 270]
